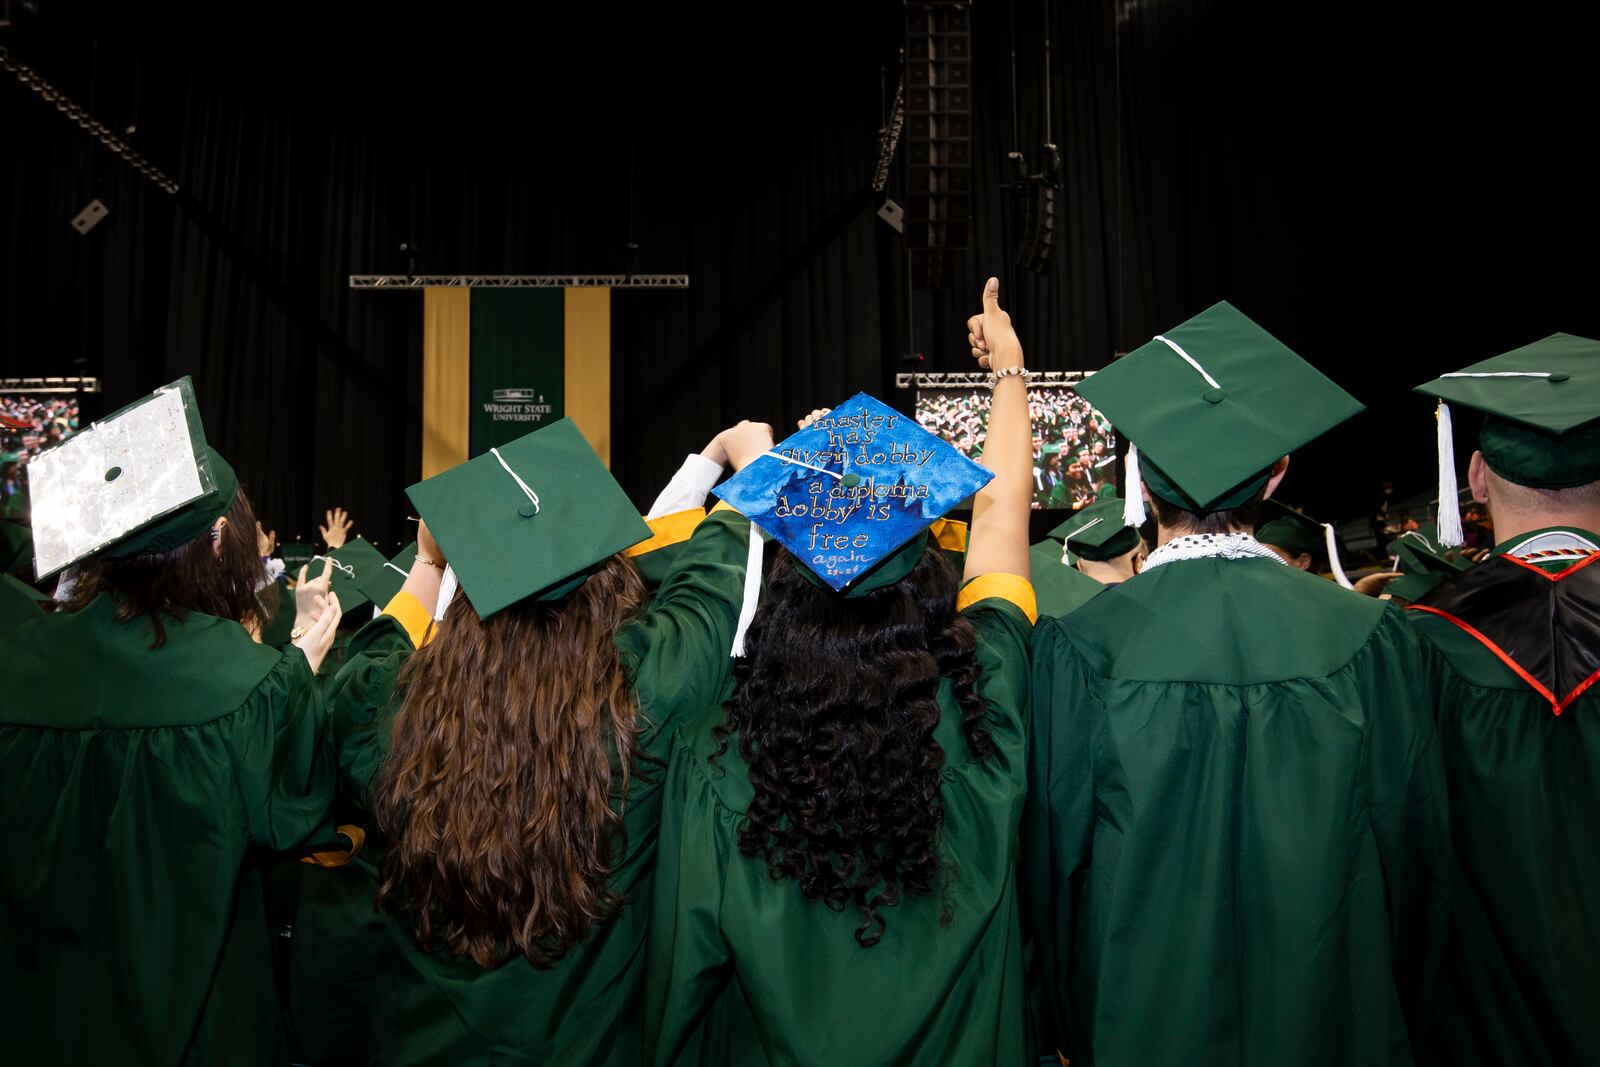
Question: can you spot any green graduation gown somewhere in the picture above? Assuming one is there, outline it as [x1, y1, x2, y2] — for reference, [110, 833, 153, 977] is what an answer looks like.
[1029, 540, 1106, 618]
[328, 508, 752, 1066]
[1026, 557, 1451, 1066]
[0, 571, 48, 633]
[643, 592, 1036, 1067]
[1405, 527, 1600, 1066]
[0, 593, 337, 1066]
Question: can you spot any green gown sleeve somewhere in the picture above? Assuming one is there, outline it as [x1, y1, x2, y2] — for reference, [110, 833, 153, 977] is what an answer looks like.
[641, 727, 736, 1065]
[326, 614, 416, 805]
[227, 645, 341, 851]
[616, 507, 752, 754]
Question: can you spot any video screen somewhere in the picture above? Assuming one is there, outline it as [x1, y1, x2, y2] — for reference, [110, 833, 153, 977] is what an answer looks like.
[915, 385, 1117, 510]
[1, 394, 82, 466]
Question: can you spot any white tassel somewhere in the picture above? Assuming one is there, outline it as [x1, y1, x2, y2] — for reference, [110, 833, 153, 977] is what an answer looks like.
[1323, 522, 1354, 589]
[729, 525, 763, 658]
[1123, 443, 1147, 527]
[434, 564, 458, 622]
[1436, 402, 1464, 547]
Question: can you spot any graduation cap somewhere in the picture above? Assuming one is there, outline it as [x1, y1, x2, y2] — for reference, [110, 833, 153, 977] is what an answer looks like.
[714, 392, 993, 594]
[1254, 501, 1353, 588]
[1073, 302, 1364, 526]
[281, 542, 316, 575]
[1387, 530, 1473, 603]
[314, 536, 388, 614]
[1047, 489, 1142, 564]
[27, 377, 236, 579]
[355, 540, 417, 610]
[407, 418, 652, 619]
[1414, 332, 1600, 546]
[1028, 538, 1108, 617]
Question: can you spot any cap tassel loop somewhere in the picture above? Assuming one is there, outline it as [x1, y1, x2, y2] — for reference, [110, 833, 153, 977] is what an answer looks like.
[1322, 522, 1354, 589]
[1124, 444, 1148, 527]
[490, 446, 541, 516]
[1062, 515, 1102, 567]
[1436, 401, 1465, 547]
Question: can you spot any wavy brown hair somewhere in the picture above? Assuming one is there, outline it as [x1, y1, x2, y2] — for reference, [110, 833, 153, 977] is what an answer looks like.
[372, 554, 649, 969]
[69, 489, 267, 647]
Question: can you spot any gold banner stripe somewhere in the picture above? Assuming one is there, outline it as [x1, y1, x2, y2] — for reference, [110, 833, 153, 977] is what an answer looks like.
[422, 287, 471, 478]
[563, 287, 611, 467]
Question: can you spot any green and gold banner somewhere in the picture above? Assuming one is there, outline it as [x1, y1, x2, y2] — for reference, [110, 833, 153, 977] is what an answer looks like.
[421, 287, 611, 479]
[469, 289, 564, 454]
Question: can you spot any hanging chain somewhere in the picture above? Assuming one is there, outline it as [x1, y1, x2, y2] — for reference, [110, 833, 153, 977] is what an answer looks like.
[0, 45, 180, 195]
[872, 74, 905, 194]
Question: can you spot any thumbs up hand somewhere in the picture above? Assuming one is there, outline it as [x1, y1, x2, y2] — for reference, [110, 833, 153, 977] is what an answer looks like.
[966, 276, 1022, 371]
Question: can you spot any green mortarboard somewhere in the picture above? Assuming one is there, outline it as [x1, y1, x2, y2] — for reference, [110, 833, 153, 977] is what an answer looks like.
[317, 536, 388, 614]
[27, 377, 236, 579]
[1414, 332, 1600, 545]
[0, 452, 19, 465]
[1254, 502, 1325, 558]
[1253, 501, 1354, 587]
[0, 520, 31, 574]
[1047, 491, 1142, 563]
[407, 419, 652, 620]
[355, 540, 417, 609]
[1387, 530, 1472, 603]
[1074, 302, 1364, 523]
[1027, 539, 1107, 617]
[281, 542, 316, 575]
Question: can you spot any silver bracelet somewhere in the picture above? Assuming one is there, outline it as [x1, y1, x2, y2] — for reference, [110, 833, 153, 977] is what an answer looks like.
[987, 366, 1032, 388]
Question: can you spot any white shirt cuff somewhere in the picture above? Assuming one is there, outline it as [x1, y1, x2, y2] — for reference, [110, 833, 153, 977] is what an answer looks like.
[647, 453, 725, 519]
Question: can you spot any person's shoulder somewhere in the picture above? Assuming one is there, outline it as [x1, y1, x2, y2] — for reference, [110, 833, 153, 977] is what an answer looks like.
[1052, 561, 1400, 684]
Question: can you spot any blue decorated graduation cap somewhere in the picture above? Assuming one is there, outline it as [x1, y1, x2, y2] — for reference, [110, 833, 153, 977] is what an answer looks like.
[713, 392, 993, 593]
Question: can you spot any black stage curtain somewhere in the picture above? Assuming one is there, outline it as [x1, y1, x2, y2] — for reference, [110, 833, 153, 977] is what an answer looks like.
[5, 3, 1600, 548]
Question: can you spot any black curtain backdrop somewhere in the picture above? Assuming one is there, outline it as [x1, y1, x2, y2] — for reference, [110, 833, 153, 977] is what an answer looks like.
[5, 2, 1600, 550]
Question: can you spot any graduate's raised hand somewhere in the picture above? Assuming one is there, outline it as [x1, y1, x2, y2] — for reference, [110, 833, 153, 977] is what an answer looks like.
[400, 520, 447, 620]
[966, 276, 1022, 371]
[320, 507, 353, 550]
[255, 521, 277, 557]
[1353, 571, 1404, 599]
[293, 589, 343, 675]
[717, 420, 775, 472]
[417, 520, 445, 569]
[294, 558, 335, 626]
[798, 407, 832, 430]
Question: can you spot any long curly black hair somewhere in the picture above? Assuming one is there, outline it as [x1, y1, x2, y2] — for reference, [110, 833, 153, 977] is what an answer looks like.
[712, 537, 994, 947]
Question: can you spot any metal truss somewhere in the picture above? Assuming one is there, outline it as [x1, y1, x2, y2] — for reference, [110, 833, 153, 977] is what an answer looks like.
[348, 274, 690, 289]
[0, 376, 101, 394]
[894, 370, 1091, 390]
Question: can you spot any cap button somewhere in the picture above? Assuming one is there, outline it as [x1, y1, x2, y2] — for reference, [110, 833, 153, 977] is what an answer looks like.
[842, 473, 862, 488]
[518, 502, 539, 518]
[1202, 387, 1226, 404]
[1549, 372, 1571, 383]
[104, 466, 122, 482]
